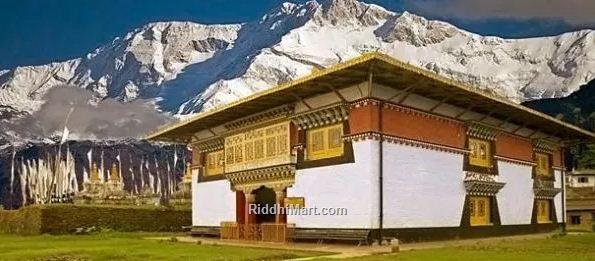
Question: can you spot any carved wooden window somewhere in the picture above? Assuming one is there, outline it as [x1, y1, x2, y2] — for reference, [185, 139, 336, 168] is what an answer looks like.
[254, 140, 264, 159]
[266, 137, 277, 157]
[328, 126, 342, 150]
[205, 150, 224, 176]
[224, 122, 290, 172]
[469, 138, 492, 168]
[234, 145, 243, 163]
[470, 196, 491, 226]
[306, 123, 344, 160]
[245, 141, 254, 161]
[310, 130, 325, 154]
[277, 135, 288, 154]
[535, 153, 552, 178]
[536, 199, 551, 223]
[226, 147, 234, 165]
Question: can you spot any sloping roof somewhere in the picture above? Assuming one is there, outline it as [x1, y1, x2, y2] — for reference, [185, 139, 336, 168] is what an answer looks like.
[567, 199, 595, 211]
[147, 52, 595, 143]
[570, 169, 595, 176]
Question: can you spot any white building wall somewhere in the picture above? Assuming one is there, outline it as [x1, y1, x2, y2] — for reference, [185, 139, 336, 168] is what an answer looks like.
[192, 178, 236, 227]
[382, 143, 466, 228]
[554, 170, 564, 222]
[287, 140, 379, 229]
[497, 162, 534, 225]
[568, 175, 595, 188]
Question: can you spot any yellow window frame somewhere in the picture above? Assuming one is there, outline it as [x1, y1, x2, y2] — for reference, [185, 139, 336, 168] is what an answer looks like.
[535, 153, 551, 177]
[470, 196, 491, 226]
[205, 150, 225, 176]
[536, 200, 551, 223]
[468, 138, 493, 168]
[306, 123, 344, 161]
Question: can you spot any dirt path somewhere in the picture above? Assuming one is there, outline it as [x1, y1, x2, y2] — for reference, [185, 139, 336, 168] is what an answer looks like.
[146, 232, 557, 260]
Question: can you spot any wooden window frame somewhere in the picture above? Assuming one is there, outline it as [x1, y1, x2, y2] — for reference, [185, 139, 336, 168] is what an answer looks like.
[570, 215, 581, 225]
[536, 199, 552, 224]
[296, 121, 354, 169]
[469, 196, 492, 226]
[533, 152, 554, 180]
[464, 137, 497, 175]
[204, 150, 225, 177]
[305, 123, 345, 161]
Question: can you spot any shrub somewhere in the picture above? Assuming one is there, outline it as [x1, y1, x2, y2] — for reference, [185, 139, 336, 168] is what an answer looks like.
[0, 204, 191, 235]
[0, 206, 42, 235]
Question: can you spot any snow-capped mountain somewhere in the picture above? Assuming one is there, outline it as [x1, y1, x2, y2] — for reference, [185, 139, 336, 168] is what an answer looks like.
[1, 0, 594, 122]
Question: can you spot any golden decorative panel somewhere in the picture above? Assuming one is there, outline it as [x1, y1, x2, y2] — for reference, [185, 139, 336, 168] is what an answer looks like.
[284, 197, 305, 208]
[468, 138, 492, 168]
[469, 196, 491, 226]
[536, 199, 551, 223]
[535, 153, 551, 177]
[306, 123, 344, 160]
[225, 121, 292, 173]
[205, 150, 225, 176]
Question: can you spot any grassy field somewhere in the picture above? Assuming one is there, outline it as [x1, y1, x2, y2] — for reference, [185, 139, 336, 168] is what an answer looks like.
[336, 233, 595, 261]
[0, 233, 320, 261]
[2, 232, 594, 261]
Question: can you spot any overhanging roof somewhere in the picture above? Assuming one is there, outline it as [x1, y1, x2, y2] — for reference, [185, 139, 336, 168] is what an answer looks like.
[147, 52, 595, 143]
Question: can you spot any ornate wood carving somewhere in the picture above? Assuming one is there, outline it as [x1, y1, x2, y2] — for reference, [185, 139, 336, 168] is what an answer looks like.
[224, 105, 293, 131]
[291, 103, 348, 130]
[533, 179, 562, 199]
[464, 172, 505, 196]
[350, 98, 381, 108]
[226, 164, 296, 192]
[466, 121, 500, 141]
[533, 139, 558, 154]
[192, 138, 224, 153]
[225, 121, 292, 173]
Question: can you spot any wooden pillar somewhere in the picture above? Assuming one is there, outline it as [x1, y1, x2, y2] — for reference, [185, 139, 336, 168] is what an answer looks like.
[275, 189, 286, 224]
[236, 191, 246, 224]
[244, 192, 256, 224]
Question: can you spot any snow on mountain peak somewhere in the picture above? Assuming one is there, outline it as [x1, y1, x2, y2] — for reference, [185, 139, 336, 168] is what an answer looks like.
[0, 0, 593, 131]
[375, 11, 462, 47]
[311, 0, 393, 26]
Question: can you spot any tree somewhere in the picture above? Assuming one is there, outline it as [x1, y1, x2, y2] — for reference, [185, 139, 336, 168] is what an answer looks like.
[577, 144, 595, 170]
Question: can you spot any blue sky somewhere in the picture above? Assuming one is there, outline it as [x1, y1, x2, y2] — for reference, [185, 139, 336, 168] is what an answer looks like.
[0, 0, 592, 70]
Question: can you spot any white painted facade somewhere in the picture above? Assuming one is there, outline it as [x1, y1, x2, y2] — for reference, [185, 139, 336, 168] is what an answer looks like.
[496, 162, 534, 225]
[287, 140, 380, 229]
[554, 170, 564, 222]
[382, 143, 466, 228]
[191, 141, 565, 229]
[192, 179, 236, 227]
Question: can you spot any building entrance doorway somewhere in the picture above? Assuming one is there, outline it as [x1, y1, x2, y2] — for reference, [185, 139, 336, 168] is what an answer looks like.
[254, 186, 276, 223]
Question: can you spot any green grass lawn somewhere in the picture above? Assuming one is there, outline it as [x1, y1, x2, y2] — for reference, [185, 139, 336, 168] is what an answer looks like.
[333, 233, 595, 261]
[2, 232, 594, 261]
[0, 233, 320, 261]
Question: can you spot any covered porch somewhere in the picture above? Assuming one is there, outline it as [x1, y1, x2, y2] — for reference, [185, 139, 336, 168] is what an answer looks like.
[220, 164, 296, 243]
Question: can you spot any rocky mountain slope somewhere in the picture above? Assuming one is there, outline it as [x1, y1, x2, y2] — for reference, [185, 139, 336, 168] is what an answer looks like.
[523, 79, 595, 131]
[0, 0, 593, 130]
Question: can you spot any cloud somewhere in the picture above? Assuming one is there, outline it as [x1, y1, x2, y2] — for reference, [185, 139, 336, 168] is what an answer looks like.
[405, 0, 595, 25]
[10, 86, 174, 140]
